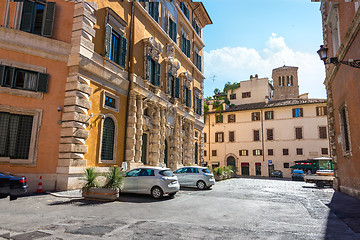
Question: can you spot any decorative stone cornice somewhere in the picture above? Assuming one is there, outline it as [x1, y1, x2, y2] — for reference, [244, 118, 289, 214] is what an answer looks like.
[144, 37, 163, 61]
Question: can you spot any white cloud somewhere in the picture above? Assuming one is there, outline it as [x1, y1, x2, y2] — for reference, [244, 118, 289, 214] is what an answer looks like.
[204, 33, 326, 99]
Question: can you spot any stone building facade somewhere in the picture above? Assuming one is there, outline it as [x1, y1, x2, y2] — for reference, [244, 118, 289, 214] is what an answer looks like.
[319, 2, 360, 199]
[204, 68, 330, 178]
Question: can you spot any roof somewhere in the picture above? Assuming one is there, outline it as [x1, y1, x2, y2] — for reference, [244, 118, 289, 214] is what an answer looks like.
[190, 2, 213, 26]
[209, 98, 327, 113]
[272, 65, 298, 70]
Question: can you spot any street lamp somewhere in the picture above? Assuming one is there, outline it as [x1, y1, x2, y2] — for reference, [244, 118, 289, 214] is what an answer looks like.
[317, 45, 360, 68]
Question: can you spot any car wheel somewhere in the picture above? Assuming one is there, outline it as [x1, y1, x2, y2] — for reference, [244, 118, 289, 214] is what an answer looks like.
[151, 186, 163, 199]
[197, 180, 206, 190]
[168, 192, 176, 197]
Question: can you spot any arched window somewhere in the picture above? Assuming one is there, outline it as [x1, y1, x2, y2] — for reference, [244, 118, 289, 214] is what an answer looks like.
[278, 76, 282, 86]
[101, 117, 115, 161]
[226, 156, 236, 168]
[287, 76, 290, 86]
[290, 76, 293, 86]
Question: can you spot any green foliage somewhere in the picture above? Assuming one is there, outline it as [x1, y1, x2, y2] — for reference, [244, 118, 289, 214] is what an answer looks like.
[213, 166, 235, 177]
[103, 166, 124, 189]
[213, 88, 221, 95]
[223, 82, 240, 93]
[204, 103, 209, 122]
[82, 167, 99, 190]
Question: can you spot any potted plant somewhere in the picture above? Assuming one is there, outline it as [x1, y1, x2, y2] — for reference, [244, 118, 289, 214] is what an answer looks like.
[81, 166, 123, 201]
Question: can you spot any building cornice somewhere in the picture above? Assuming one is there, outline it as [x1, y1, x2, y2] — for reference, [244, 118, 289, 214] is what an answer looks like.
[0, 27, 71, 63]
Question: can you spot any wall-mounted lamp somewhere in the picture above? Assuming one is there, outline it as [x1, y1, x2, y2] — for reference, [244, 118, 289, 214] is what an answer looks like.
[90, 113, 106, 119]
[57, 107, 62, 124]
[317, 45, 360, 68]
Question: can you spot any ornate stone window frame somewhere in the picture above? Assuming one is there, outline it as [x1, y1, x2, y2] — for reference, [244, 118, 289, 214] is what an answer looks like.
[98, 113, 118, 164]
[102, 90, 120, 113]
[179, 71, 192, 105]
[327, 3, 341, 56]
[338, 102, 352, 157]
[0, 105, 42, 166]
[164, 43, 180, 97]
[143, 37, 163, 87]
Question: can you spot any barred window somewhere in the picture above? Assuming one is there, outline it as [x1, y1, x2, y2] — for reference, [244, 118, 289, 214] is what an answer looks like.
[319, 127, 327, 139]
[268, 149, 273, 156]
[0, 112, 33, 159]
[253, 130, 260, 141]
[229, 131, 235, 142]
[295, 127, 303, 139]
[321, 148, 328, 155]
[101, 117, 115, 161]
[283, 148, 289, 155]
[296, 148, 303, 155]
[267, 129, 274, 141]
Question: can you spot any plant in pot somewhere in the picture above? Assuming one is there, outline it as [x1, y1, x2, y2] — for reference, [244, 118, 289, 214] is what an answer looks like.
[81, 166, 123, 201]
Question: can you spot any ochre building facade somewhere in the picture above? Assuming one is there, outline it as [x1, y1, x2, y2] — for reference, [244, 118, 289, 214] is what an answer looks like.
[0, 0, 211, 191]
[319, 2, 360, 199]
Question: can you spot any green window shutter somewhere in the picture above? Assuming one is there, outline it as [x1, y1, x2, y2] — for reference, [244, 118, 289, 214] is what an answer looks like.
[187, 39, 191, 57]
[146, 54, 151, 81]
[156, 62, 161, 87]
[168, 18, 173, 38]
[175, 77, 180, 98]
[198, 55, 202, 71]
[198, 98, 202, 115]
[194, 96, 198, 113]
[8, 67, 15, 88]
[37, 73, 49, 93]
[101, 117, 115, 161]
[120, 35, 127, 68]
[41, 2, 56, 37]
[188, 89, 191, 107]
[0, 65, 5, 86]
[0, 112, 10, 157]
[173, 22, 177, 43]
[104, 24, 112, 58]
[154, 2, 159, 22]
[20, 1, 36, 33]
[167, 72, 172, 94]
[183, 85, 186, 104]
[181, 34, 185, 53]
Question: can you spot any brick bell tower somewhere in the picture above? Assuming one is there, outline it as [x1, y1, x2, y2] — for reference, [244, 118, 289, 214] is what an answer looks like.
[272, 66, 299, 100]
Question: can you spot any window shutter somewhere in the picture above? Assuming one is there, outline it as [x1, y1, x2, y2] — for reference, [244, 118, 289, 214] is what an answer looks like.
[300, 108, 303, 117]
[188, 89, 191, 107]
[0, 65, 5, 86]
[292, 109, 295, 117]
[181, 34, 185, 52]
[104, 24, 112, 58]
[156, 62, 161, 87]
[168, 18, 173, 38]
[173, 22, 177, 43]
[215, 133, 218, 142]
[324, 106, 327, 115]
[37, 73, 49, 93]
[146, 54, 151, 81]
[154, 2, 159, 22]
[198, 98, 202, 115]
[175, 77, 180, 98]
[183, 85, 186, 104]
[316, 107, 319, 116]
[8, 67, 15, 88]
[194, 96, 198, 113]
[187, 39, 191, 57]
[20, 1, 35, 33]
[120, 35, 127, 68]
[41, 2, 56, 37]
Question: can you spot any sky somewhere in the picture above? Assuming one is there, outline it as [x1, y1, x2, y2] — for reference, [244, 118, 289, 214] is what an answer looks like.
[201, 0, 326, 99]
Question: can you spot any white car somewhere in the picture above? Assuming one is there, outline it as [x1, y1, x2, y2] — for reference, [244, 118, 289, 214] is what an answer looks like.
[121, 167, 180, 199]
[174, 166, 215, 190]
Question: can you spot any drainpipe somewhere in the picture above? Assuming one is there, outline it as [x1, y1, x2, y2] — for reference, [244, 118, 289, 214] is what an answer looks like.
[123, 2, 135, 167]
[261, 110, 265, 162]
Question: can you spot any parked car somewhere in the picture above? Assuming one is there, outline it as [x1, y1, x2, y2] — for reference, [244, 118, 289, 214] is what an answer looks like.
[271, 170, 283, 178]
[173, 166, 215, 190]
[0, 172, 28, 200]
[121, 167, 179, 199]
[292, 170, 305, 181]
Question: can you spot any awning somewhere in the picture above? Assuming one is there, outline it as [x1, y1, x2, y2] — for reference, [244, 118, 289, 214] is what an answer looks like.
[241, 163, 249, 166]
[255, 163, 261, 166]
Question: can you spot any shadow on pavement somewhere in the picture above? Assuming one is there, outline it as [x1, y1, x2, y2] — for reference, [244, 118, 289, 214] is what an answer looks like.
[48, 198, 111, 206]
[117, 193, 175, 203]
[179, 187, 211, 192]
[325, 190, 360, 239]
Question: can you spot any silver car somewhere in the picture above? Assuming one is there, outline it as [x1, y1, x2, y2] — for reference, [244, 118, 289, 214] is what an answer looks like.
[121, 167, 180, 199]
[174, 166, 215, 190]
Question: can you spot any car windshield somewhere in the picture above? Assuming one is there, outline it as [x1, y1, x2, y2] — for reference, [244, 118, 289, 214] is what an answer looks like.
[202, 169, 211, 174]
[159, 170, 174, 177]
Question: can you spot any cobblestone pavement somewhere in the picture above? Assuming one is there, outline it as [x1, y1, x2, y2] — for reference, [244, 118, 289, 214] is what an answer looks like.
[0, 178, 359, 240]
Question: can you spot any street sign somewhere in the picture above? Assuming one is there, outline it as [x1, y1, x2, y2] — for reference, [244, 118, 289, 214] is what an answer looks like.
[268, 160, 272, 164]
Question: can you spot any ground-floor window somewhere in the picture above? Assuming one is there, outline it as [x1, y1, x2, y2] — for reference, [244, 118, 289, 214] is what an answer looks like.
[194, 142, 198, 165]
[241, 162, 249, 175]
[255, 163, 261, 176]
[0, 112, 33, 159]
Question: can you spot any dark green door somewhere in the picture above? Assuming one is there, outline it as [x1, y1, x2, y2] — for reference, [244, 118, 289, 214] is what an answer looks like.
[141, 133, 148, 164]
